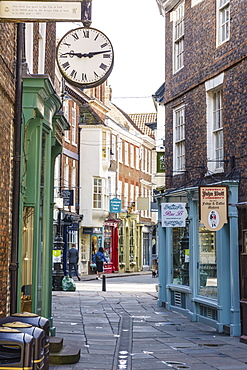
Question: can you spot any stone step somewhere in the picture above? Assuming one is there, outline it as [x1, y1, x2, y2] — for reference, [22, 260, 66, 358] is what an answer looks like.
[49, 336, 63, 353]
[49, 342, 81, 365]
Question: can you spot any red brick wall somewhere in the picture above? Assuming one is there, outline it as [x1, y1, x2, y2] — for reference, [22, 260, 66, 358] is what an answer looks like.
[32, 22, 56, 81]
[0, 23, 16, 317]
[45, 23, 56, 82]
[164, 0, 247, 199]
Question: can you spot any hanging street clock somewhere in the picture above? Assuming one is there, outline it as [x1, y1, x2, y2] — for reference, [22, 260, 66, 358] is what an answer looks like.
[56, 27, 114, 89]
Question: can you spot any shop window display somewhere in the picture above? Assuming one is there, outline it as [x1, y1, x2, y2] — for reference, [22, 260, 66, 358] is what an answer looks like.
[198, 225, 217, 299]
[172, 222, 189, 286]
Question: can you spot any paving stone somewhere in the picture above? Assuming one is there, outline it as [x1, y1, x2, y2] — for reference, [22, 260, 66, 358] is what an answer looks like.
[49, 274, 247, 370]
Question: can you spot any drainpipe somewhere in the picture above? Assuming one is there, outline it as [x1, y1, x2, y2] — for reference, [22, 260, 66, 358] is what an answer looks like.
[10, 23, 24, 314]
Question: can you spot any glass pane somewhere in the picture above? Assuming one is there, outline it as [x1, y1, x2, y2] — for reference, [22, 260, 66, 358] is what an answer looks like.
[21, 206, 34, 313]
[198, 225, 217, 299]
[172, 222, 189, 286]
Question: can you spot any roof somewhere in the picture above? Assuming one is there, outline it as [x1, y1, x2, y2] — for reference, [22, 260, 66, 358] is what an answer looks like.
[128, 113, 157, 139]
[152, 82, 165, 104]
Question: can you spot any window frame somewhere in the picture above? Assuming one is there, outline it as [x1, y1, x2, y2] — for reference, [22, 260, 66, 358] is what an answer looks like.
[173, 104, 185, 174]
[216, 0, 230, 46]
[205, 74, 224, 173]
[173, 2, 184, 74]
[71, 106, 77, 146]
[93, 178, 102, 209]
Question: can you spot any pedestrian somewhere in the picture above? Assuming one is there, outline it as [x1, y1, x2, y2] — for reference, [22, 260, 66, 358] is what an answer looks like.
[68, 244, 81, 281]
[93, 247, 108, 280]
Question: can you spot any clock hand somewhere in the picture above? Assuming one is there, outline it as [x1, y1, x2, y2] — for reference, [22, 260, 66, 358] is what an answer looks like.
[61, 50, 111, 58]
[87, 50, 111, 58]
[61, 52, 88, 57]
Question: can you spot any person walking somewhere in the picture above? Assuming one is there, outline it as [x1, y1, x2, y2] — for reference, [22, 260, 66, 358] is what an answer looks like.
[68, 244, 81, 281]
[93, 247, 108, 280]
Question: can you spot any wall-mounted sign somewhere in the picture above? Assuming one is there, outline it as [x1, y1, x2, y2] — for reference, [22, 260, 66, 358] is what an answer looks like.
[0, 0, 92, 22]
[199, 186, 228, 231]
[161, 203, 186, 227]
[110, 198, 122, 213]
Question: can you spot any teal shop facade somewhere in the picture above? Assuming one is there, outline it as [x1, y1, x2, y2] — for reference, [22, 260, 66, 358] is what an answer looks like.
[18, 76, 68, 322]
[156, 180, 240, 336]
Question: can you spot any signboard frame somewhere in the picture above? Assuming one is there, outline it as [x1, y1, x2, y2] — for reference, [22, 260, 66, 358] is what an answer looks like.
[0, 0, 92, 22]
[161, 203, 186, 228]
[199, 185, 228, 231]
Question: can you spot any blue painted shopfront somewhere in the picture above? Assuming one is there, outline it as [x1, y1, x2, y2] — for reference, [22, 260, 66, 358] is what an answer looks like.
[156, 181, 240, 336]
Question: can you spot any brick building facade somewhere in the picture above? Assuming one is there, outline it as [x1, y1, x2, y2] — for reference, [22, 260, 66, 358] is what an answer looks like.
[155, 0, 247, 336]
[0, 23, 16, 317]
[0, 20, 67, 319]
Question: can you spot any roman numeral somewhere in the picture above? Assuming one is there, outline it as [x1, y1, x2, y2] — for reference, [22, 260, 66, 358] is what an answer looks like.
[99, 63, 107, 71]
[72, 32, 79, 40]
[62, 61, 70, 70]
[59, 53, 67, 58]
[62, 42, 71, 47]
[83, 30, 90, 38]
[94, 71, 99, 78]
[70, 70, 77, 78]
[103, 54, 111, 58]
[94, 34, 99, 41]
[82, 73, 88, 81]
[101, 42, 108, 48]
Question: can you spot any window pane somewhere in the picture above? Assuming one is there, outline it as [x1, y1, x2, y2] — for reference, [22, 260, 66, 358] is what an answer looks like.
[198, 225, 217, 299]
[172, 223, 189, 286]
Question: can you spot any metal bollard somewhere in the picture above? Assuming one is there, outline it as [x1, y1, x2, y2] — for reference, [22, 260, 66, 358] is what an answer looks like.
[102, 274, 106, 291]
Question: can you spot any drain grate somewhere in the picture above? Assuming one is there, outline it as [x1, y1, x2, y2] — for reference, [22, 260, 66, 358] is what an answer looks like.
[112, 314, 132, 370]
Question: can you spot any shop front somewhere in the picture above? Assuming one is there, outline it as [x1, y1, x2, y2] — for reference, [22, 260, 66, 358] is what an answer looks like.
[118, 213, 143, 273]
[81, 227, 104, 275]
[19, 76, 68, 320]
[156, 181, 240, 336]
[104, 219, 121, 273]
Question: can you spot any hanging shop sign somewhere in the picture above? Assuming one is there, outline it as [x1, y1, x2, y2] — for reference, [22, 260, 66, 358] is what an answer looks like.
[0, 0, 92, 22]
[161, 203, 186, 227]
[61, 189, 74, 206]
[110, 198, 122, 213]
[157, 151, 165, 173]
[199, 185, 228, 231]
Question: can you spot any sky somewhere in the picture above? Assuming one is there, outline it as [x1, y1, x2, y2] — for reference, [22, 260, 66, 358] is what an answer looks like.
[56, 0, 165, 114]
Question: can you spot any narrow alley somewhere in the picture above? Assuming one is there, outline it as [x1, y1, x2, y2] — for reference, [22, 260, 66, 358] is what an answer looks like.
[50, 274, 247, 370]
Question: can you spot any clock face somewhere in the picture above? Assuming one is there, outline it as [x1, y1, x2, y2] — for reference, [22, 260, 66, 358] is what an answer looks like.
[56, 27, 114, 88]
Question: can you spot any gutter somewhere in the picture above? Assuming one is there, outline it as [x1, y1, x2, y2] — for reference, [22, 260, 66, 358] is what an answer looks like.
[10, 23, 23, 314]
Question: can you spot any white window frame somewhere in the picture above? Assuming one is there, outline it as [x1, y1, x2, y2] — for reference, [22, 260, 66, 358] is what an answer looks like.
[130, 144, 134, 168]
[63, 101, 70, 142]
[173, 2, 184, 74]
[63, 156, 69, 210]
[71, 106, 77, 146]
[93, 178, 102, 209]
[125, 141, 129, 166]
[118, 180, 122, 199]
[124, 182, 128, 208]
[38, 23, 46, 74]
[71, 160, 76, 212]
[130, 184, 134, 203]
[206, 73, 224, 173]
[111, 135, 117, 160]
[118, 139, 123, 163]
[102, 131, 107, 159]
[216, 0, 230, 46]
[136, 147, 140, 170]
[173, 105, 185, 174]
